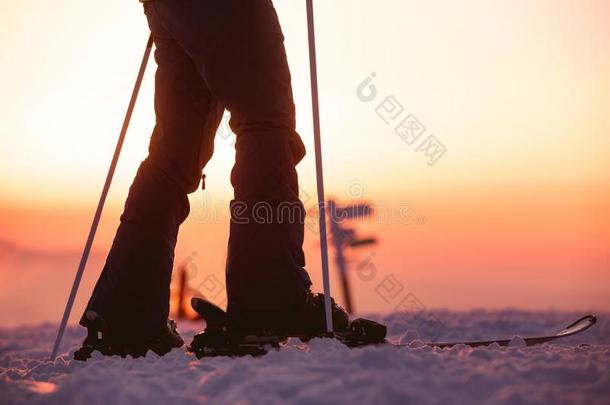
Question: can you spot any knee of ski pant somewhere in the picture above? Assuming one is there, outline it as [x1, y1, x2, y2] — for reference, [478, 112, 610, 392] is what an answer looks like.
[120, 159, 191, 230]
[230, 129, 305, 201]
[147, 130, 214, 196]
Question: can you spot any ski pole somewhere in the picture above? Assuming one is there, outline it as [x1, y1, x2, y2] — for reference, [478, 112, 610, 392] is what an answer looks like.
[50, 33, 154, 361]
[306, 0, 334, 333]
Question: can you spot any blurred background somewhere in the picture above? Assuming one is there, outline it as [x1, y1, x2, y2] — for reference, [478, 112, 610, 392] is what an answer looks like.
[1, 0, 608, 327]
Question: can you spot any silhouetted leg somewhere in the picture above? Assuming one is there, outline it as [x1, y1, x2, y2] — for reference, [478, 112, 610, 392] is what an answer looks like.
[82, 20, 224, 334]
[147, 0, 312, 318]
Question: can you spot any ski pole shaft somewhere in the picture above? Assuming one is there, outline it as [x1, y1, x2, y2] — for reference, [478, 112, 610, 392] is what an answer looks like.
[306, 0, 334, 333]
[50, 33, 154, 361]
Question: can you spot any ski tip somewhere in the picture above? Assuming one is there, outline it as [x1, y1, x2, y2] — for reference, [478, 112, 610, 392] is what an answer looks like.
[569, 314, 597, 328]
[190, 297, 229, 327]
[190, 297, 200, 310]
[557, 314, 597, 337]
[190, 297, 209, 316]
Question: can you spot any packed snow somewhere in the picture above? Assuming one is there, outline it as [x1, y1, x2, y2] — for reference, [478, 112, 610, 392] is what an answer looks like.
[1, 310, 609, 404]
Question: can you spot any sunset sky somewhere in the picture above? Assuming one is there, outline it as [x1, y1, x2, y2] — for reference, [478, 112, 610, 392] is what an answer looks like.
[1, 0, 608, 326]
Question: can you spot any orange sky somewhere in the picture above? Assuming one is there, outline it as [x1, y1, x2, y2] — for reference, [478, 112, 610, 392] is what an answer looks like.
[1, 0, 609, 326]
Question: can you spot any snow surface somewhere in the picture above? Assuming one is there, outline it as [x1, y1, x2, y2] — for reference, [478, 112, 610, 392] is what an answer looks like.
[1, 310, 609, 404]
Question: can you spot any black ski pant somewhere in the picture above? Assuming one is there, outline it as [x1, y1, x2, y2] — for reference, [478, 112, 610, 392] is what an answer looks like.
[83, 0, 311, 334]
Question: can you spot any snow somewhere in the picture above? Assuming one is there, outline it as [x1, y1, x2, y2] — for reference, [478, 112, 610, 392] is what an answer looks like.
[508, 335, 526, 348]
[1, 310, 609, 404]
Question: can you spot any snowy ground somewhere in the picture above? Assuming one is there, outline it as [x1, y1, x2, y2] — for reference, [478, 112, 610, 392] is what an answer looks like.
[1, 310, 609, 405]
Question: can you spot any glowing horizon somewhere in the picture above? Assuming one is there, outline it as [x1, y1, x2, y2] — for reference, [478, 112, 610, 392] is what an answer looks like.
[1, 0, 609, 324]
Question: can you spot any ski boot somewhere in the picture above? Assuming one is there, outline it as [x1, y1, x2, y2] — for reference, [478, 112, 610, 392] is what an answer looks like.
[335, 318, 387, 347]
[74, 310, 183, 361]
[189, 298, 282, 358]
[189, 291, 387, 357]
[296, 291, 387, 346]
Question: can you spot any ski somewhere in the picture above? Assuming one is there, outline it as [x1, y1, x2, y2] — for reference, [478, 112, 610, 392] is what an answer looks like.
[344, 314, 596, 349]
[411, 314, 597, 349]
[189, 298, 597, 357]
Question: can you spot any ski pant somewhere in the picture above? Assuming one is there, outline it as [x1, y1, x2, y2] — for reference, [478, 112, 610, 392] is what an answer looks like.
[83, 0, 312, 334]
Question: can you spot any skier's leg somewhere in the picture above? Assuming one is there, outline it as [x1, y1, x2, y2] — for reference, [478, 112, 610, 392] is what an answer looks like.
[82, 18, 224, 337]
[147, 0, 312, 322]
